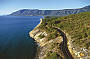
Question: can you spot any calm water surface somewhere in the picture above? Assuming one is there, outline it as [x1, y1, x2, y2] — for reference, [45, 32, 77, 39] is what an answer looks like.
[0, 16, 43, 59]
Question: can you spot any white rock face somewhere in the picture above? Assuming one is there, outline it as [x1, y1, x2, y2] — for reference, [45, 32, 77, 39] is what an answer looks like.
[29, 28, 48, 47]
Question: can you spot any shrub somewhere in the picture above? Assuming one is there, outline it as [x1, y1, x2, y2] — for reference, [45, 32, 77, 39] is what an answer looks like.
[38, 34, 45, 39]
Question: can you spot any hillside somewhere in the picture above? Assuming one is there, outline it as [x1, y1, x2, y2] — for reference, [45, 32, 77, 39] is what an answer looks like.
[33, 11, 90, 59]
[9, 5, 90, 16]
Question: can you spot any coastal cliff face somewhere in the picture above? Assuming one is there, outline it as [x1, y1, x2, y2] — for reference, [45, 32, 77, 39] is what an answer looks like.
[30, 28, 48, 47]
[29, 19, 66, 59]
[29, 11, 90, 59]
[29, 27, 65, 59]
[30, 27, 90, 59]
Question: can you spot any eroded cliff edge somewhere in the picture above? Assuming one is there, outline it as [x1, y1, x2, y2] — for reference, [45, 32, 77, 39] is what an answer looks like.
[29, 15, 90, 59]
[29, 19, 65, 59]
[29, 19, 73, 59]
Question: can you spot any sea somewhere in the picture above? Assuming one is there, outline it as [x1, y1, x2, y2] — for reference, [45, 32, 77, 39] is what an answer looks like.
[0, 16, 43, 59]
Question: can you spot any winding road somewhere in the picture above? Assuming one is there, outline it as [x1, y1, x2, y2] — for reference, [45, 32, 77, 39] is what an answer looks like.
[53, 27, 74, 59]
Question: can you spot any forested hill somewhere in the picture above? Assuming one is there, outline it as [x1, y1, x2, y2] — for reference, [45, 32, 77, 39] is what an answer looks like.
[9, 5, 90, 16]
[38, 11, 90, 58]
[40, 11, 90, 49]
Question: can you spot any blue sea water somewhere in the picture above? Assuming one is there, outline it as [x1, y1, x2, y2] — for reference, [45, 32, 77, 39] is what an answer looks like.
[0, 16, 43, 59]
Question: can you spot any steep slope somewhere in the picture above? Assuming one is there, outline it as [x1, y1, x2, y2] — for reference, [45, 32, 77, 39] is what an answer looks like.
[30, 11, 90, 59]
[9, 5, 90, 16]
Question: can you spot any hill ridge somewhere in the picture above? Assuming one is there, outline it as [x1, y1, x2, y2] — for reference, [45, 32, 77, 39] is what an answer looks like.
[9, 5, 90, 16]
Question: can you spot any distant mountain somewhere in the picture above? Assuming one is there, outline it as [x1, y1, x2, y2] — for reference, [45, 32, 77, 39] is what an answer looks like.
[9, 5, 90, 16]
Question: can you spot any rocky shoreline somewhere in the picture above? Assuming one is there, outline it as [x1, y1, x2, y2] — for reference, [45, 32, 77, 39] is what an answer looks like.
[29, 18, 43, 59]
[29, 18, 74, 59]
[29, 18, 89, 59]
[29, 18, 73, 59]
[29, 18, 65, 59]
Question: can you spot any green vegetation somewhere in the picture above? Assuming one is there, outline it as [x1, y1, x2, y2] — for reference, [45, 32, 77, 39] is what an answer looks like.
[38, 34, 45, 39]
[46, 52, 57, 59]
[39, 11, 90, 49]
[45, 52, 62, 59]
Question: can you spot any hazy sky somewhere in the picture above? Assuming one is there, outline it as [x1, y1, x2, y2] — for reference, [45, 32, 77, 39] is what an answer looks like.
[0, 0, 90, 15]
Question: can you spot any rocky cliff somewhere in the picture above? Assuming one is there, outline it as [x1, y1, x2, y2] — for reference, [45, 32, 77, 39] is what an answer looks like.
[29, 19, 65, 59]
[29, 17, 90, 59]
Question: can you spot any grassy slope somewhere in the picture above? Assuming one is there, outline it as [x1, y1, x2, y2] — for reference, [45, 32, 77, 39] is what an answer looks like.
[39, 11, 90, 50]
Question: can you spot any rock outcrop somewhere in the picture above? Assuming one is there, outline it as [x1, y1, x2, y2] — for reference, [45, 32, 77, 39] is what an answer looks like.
[29, 19, 64, 59]
[29, 18, 90, 59]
